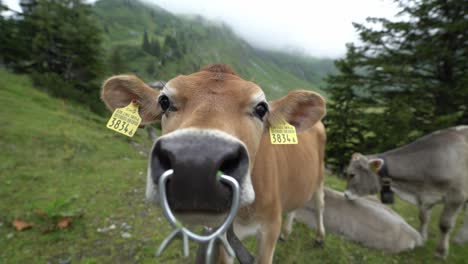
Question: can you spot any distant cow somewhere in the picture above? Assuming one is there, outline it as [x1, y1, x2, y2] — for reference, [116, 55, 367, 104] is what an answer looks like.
[101, 64, 327, 263]
[147, 80, 166, 90]
[344, 126, 468, 258]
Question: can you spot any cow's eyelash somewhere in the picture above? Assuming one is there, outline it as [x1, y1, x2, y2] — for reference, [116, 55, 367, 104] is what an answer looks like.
[158, 94, 179, 114]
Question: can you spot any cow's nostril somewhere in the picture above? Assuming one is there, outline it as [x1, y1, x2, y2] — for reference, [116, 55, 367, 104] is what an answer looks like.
[152, 140, 173, 182]
[219, 146, 248, 182]
[159, 148, 172, 173]
[220, 150, 241, 176]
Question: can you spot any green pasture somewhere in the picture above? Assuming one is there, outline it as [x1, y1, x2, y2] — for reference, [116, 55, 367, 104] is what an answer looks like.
[0, 71, 466, 263]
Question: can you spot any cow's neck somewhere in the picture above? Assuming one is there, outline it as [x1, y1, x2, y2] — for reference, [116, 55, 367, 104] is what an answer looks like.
[368, 151, 424, 183]
[376, 155, 390, 178]
[371, 155, 420, 205]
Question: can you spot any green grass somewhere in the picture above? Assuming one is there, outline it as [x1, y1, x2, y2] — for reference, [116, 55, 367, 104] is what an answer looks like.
[0, 70, 467, 263]
[267, 177, 467, 264]
[0, 70, 178, 263]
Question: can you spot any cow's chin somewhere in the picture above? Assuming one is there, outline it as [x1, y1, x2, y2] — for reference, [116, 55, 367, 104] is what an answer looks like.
[173, 212, 228, 227]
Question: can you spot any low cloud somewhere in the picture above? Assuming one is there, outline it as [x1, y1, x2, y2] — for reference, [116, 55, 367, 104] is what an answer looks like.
[143, 0, 399, 58]
[3, 0, 399, 58]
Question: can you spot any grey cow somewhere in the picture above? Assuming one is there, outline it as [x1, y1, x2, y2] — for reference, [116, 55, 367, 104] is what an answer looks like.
[344, 125, 468, 258]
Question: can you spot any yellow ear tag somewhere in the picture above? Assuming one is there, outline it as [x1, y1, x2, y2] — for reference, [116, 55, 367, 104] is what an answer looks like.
[106, 101, 142, 137]
[269, 120, 298, 144]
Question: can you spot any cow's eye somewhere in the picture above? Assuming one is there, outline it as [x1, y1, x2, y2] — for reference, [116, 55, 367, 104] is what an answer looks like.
[348, 173, 355, 180]
[158, 95, 171, 111]
[254, 102, 269, 119]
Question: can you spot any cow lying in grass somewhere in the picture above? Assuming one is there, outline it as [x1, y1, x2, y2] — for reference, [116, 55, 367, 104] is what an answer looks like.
[101, 64, 327, 263]
[296, 187, 422, 253]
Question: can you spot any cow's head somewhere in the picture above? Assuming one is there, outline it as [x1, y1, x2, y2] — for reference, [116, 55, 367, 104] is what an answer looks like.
[102, 64, 325, 225]
[344, 153, 384, 200]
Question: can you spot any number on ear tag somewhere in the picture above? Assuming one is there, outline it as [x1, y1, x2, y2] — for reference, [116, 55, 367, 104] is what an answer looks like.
[269, 120, 298, 145]
[106, 101, 142, 137]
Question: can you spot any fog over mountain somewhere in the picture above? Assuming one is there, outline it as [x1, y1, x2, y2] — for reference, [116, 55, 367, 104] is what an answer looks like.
[3, 0, 399, 58]
[141, 0, 400, 58]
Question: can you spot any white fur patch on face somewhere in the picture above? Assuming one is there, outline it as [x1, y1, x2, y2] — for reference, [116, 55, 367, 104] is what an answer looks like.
[145, 161, 158, 204]
[239, 171, 255, 207]
[251, 91, 266, 105]
[161, 81, 177, 97]
[145, 128, 256, 208]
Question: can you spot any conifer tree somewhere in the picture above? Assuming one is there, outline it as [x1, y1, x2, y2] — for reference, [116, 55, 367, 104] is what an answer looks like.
[7, 0, 105, 113]
[109, 48, 125, 74]
[150, 38, 161, 57]
[142, 30, 151, 53]
[325, 0, 468, 172]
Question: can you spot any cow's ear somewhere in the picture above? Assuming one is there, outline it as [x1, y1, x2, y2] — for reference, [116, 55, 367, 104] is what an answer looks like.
[101, 75, 162, 124]
[268, 90, 326, 132]
[368, 158, 384, 173]
[352, 153, 363, 161]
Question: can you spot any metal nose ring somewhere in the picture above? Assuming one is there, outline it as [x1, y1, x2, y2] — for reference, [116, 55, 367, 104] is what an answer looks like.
[156, 169, 240, 263]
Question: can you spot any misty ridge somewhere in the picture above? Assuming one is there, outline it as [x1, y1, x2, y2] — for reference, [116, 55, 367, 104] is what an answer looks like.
[139, 0, 400, 58]
[93, 0, 336, 98]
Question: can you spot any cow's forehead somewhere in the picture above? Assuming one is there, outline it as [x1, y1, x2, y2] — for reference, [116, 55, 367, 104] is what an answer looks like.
[164, 71, 265, 104]
[350, 156, 369, 168]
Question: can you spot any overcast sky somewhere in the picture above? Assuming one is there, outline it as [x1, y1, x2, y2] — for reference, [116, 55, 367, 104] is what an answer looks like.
[3, 0, 400, 58]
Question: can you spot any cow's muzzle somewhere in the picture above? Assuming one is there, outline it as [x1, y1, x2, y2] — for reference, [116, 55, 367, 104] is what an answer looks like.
[150, 130, 249, 214]
[156, 169, 239, 262]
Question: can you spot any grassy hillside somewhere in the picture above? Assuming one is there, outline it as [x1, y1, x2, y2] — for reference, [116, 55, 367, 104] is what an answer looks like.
[0, 70, 170, 263]
[93, 0, 335, 100]
[1, 70, 467, 263]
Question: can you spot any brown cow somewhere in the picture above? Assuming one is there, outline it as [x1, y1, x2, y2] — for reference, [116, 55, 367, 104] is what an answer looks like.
[101, 64, 326, 263]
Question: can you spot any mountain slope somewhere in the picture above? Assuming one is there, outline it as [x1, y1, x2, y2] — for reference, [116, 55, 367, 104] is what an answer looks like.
[93, 0, 335, 99]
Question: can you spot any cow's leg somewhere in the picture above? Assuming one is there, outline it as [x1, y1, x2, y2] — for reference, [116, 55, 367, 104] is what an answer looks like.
[436, 201, 464, 258]
[313, 181, 326, 246]
[256, 215, 281, 264]
[280, 211, 296, 241]
[454, 203, 468, 244]
[417, 201, 435, 242]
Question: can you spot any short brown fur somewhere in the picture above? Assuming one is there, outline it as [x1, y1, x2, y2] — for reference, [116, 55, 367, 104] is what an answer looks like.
[200, 63, 239, 76]
[101, 64, 326, 264]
